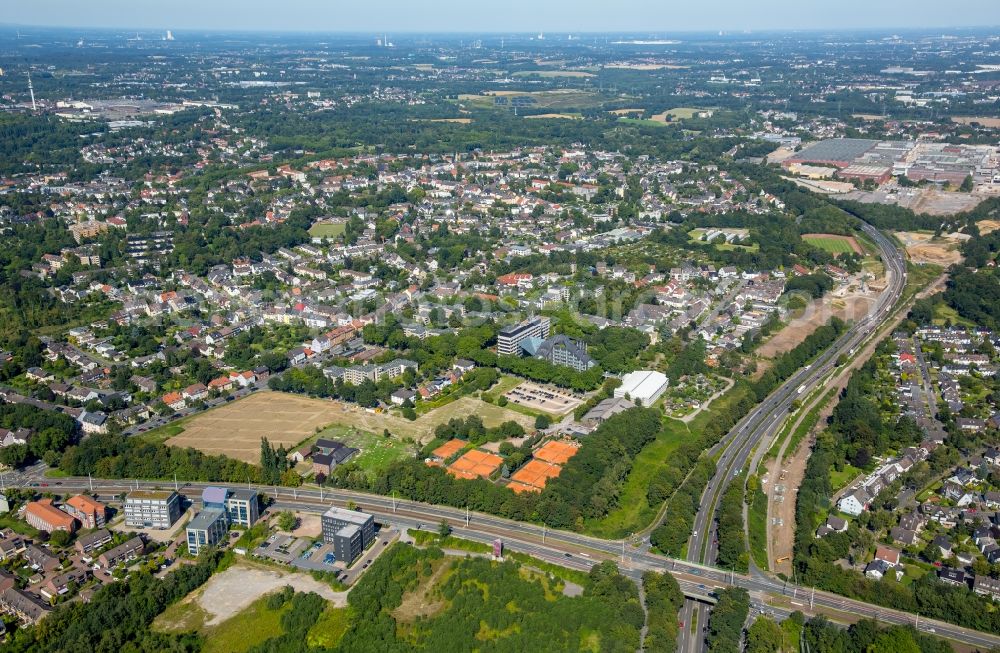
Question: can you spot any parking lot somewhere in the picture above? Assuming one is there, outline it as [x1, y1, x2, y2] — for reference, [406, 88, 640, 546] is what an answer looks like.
[253, 527, 398, 583]
[340, 528, 398, 585]
[504, 381, 584, 415]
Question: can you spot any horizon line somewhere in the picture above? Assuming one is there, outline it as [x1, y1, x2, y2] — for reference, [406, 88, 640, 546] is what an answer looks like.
[2, 23, 999, 36]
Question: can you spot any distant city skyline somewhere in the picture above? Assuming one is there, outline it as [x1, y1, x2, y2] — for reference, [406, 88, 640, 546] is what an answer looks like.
[5, 1, 1000, 34]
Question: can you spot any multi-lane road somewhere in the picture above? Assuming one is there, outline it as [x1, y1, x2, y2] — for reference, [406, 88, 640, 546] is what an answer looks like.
[23, 475, 1000, 651]
[677, 221, 909, 651]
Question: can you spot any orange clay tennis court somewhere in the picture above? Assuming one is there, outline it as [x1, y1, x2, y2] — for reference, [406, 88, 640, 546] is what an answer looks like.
[533, 440, 580, 465]
[507, 480, 540, 494]
[431, 438, 466, 461]
[447, 449, 504, 480]
[509, 458, 563, 492]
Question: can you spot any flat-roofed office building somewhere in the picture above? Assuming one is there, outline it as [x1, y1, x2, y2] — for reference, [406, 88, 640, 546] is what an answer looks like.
[321, 506, 375, 565]
[124, 490, 181, 529]
[226, 489, 260, 526]
[497, 316, 550, 356]
[186, 507, 228, 555]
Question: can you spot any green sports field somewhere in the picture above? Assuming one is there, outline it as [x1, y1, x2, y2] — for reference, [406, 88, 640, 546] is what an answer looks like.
[802, 234, 861, 255]
[308, 222, 346, 239]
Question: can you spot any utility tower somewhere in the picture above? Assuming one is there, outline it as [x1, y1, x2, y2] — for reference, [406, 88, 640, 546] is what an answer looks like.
[27, 70, 36, 111]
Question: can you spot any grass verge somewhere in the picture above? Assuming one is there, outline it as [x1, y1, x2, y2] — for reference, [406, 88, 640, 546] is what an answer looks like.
[201, 594, 289, 653]
[583, 417, 689, 538]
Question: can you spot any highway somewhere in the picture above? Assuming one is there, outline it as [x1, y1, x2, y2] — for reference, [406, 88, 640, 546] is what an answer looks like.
[8, 225, 990, 649]
[677, 221, 908, 651]
[24, 475, 1000, 651]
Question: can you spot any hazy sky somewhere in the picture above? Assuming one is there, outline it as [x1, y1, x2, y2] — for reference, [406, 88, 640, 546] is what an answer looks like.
[6, 0, 1000, 33]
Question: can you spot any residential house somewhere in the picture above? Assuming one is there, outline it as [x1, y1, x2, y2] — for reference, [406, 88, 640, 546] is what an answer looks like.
[817, 515, 849, 538]
[182, 383, 208, 401]
[0, 427, 32, 448]
[974, 575, 1000, 601]
[0, 587, 50, 623]
[25, 368, 53, 382]
[837, 488, 870, 517]
[161, 391, 185, 411]
[890, 527, 919, 546]
[96, 536, 144, 569]
[40, 568, 90, 601]
[79, 411, 108, 435]
[208, 376, 234, 392]
[24, 544, 60, 573]
[932, 534, 953, 558]
[287, 347, 308, 365]
[75, 528, 113, 555]
[0, 530, 26, 561]
[938, 568, 967, 587]
[874, 546, 901, 566]
[864, 559, 893, 580]
[390, 389, 416, 406]
[312, 440, 360, 476]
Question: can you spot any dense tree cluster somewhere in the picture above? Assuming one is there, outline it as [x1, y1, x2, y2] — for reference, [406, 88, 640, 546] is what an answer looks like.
[432, 415, 525, 444]
[537, 408, 663, 527]
[585, 327, 650, 374]
[665, 338, 710, 381]
[0, 221, 118, 365]
[466, 349, 605, 392]
[784, 272, 834, 300]
[705, 588, 750, 653]
[943, 267, 1000, 331]
[0, 403, 78, 468]
[246, 590, 328, 653]
[269, 365, 403, 408]
[642, 571, 685, 653]
[333, 543, 643, 652]
[829, 352, 924, 467]
[714, 480, 749, 573]
[835, 199, 943, 232]
[58, 432, 265, 483]
[745, 615, 788, 653]
[260, 437, 291, 485]
[803, 617, 953, 653]
[650, 456, 717, 555]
